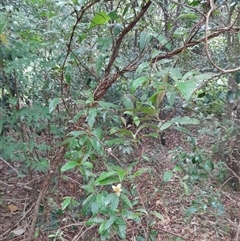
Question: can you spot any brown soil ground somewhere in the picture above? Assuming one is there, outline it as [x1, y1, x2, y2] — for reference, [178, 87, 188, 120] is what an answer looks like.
[0, 128, 240, 241]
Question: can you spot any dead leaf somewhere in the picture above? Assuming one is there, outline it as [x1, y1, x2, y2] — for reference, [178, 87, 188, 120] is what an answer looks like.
[8, 204, 19, 213]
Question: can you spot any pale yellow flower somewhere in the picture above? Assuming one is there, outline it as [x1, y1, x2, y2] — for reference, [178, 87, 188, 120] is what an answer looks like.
[112, 183, 122, 197]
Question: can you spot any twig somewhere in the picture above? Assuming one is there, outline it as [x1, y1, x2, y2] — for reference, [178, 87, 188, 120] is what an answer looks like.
[26, 146, 66, 241]
[0, 156, 20, 177]
[0, 203, 35, 240]
[204, 0, 240, 73]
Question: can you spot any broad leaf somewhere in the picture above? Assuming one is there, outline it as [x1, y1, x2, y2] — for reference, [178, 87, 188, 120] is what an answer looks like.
[90, 12, 110, 28]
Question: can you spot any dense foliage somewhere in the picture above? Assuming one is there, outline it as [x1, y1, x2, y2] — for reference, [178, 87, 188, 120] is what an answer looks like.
[1, 0, 240, 240]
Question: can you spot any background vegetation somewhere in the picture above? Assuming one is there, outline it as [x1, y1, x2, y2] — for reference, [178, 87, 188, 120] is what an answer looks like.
[1, 0, 240, 240]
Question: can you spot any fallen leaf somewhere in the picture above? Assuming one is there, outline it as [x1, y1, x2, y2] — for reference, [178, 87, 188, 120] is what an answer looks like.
[8, 204, 19, 213]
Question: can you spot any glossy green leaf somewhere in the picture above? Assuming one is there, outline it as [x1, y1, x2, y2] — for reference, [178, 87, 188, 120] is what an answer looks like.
[110, 195, 119, 211]
[108, 11, 119, 20]
[104, 215, 117, 230]
[91, 201, 99, 216]
[90, 12, 110, 28]
[61, 161, 79, 172]
[121, 194, 132, 209]
[130, 76, 148, 93]
[61, 196, 72, 210]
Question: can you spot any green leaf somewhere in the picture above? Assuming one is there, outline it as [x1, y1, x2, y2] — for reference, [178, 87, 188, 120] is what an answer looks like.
[203, 160, 214, 172]
[186, 206, 198, 215]
[139, 31, 152, 51]
[150, 211, 164, 221]
[117, 169, 127, 182]
[108, 11, 119, 20]
[104, 193, 115, 205]
[135, 208, 148, 215]
[136, 62, 150, 73]
[133, 168, 148, 177]
[61, 196, 72, 210]
[176, 80, 195, 100]
[98, 220, 107, 234]
[110, 195, 119, 211]
[88, 108, 97, 129]
[78, 33, 86, 44]
[86, 217, 105, 226]
[163, 170, 173, 182]
[172, 116, 199, 125]
[113, 23, 122, 36]
[91, 201, 99, 216]
[180, 181, 189, 196]
[121, 194, 133, 209]
[49, 98, 61, 114]
[117, 129, 134, 138]
[104, 215, 117, 230]
[95, 171, 118, 186]
[61, 161, 79, 172]
[159, 121, 173, 131]
[115, 217, 126, 239]
[90, 12, 110, 28]
[105, 138, 125, 146]
[130, 76, 148, 93]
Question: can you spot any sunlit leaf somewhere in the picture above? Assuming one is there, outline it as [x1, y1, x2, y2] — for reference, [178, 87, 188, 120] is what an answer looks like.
[90, 12, 110, 28]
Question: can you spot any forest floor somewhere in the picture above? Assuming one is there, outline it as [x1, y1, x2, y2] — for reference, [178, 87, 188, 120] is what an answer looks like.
[0, 125, 240, 241]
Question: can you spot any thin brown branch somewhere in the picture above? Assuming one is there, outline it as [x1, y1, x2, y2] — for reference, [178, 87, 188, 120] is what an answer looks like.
[204, 0, 240, 73]
[104, 1, 152, 76]
[26, 146, 66, 241]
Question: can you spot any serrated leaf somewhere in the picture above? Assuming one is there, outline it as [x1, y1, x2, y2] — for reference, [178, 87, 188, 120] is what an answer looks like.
[61, 161, 79, 172]
[163, 170, 173, 182]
